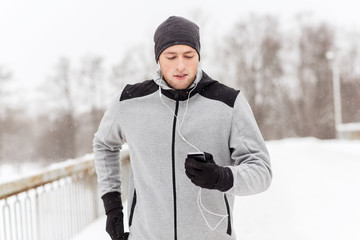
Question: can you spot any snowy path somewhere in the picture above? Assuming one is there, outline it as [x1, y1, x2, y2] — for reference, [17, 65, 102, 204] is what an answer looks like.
[73, 138, 360, 240]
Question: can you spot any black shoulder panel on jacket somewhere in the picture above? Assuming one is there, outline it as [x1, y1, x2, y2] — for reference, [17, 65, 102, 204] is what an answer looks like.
[198, 73, 240, 108]
[120, 80, 158, 101]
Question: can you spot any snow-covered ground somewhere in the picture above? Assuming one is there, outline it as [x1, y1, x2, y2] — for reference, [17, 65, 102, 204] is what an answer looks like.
[1, 138, 359, 239]
[72, 138, 360, 240]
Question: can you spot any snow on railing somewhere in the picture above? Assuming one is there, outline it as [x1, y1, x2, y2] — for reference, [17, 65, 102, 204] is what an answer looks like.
[0, 147, 130, 240]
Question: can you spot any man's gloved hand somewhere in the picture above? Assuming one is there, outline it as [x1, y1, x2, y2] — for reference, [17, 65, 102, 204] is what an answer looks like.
[102, 192, 129, 240]
[185, 152, 234, 192]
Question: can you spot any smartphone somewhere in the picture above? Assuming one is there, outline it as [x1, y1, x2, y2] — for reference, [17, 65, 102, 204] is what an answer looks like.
[187, 152, 207, 163]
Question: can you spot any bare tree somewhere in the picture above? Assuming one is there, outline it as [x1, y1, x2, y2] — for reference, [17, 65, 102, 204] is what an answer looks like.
[0, 67, 38, 164]
[0, 67, 11, 162]
[339, 40, 360, 123]
[110, 43, 155, 89]
[295, 20, 336, 139]
[336, 28, 360, 124]
[37, 57, 77, 160]
[219, 14, 286, 139]
[79, 56, 105, 130]
[76, 55, 106, 154]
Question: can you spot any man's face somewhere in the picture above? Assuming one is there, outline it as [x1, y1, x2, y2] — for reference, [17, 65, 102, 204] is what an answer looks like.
[158, 45, 199, 90]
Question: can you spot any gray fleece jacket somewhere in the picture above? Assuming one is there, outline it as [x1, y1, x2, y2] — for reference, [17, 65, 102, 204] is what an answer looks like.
[93, 68, 272, 240]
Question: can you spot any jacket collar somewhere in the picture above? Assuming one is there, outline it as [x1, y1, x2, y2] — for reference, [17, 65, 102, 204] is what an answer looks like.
[153, 67, 214, 101]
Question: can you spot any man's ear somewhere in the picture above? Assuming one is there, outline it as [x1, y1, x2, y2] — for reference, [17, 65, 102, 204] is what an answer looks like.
[158, 63, 164, 78]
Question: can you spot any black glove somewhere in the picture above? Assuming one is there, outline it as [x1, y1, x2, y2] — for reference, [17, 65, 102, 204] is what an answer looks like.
[185, 152, 234, 192]
[102, 192, 129, 240]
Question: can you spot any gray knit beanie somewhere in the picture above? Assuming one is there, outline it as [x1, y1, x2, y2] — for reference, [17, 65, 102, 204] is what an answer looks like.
[154, 16, 201, 62]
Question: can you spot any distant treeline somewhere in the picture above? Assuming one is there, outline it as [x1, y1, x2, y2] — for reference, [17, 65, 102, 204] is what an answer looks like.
[0, 13, 359, 164]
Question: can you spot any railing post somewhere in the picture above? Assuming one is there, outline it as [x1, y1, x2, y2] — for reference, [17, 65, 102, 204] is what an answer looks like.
[14, 196, 22, 240]
[2, 198, 13, 240]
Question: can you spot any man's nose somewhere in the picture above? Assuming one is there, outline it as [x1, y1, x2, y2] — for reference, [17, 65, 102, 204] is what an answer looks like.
[176, 58, 186, 71]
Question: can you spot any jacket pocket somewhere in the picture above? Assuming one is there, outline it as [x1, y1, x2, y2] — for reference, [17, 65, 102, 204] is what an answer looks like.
[224, 194, 232, 236]
[128, 189, 137, 227]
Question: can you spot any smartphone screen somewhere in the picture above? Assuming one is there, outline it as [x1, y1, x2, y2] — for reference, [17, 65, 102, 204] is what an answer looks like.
[187, 152, 207, 163]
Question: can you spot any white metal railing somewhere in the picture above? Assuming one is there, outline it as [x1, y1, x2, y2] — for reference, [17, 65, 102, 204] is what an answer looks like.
[0, 147, 130, 240]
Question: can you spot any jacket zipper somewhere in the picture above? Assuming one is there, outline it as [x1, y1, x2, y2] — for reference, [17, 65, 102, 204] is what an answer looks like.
[224, 194, 232, 235]
[171, 100, 179, 240]
[128, 189, 137, 227]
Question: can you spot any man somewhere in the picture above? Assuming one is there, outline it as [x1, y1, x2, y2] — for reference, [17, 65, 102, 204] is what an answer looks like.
[93, 16, 272, 240]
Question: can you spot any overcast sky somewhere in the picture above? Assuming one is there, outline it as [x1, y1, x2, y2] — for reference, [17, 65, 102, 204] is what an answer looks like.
[1, 0, 359, 90]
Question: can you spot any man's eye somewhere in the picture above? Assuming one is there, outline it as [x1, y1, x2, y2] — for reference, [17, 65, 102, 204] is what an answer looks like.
[185, 55, 194, 59]
[167, 56, 176, 60]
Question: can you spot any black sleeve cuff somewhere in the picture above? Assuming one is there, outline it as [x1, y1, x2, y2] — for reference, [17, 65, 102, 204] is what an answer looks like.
[101, 191, 123, 214]
[216, 167, 234, 192]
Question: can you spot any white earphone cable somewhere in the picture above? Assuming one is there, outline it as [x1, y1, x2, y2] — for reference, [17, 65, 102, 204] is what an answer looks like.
[158, 84, 200, 152]
[158, 83, 228, 231]
[197, 188, 228, 231]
